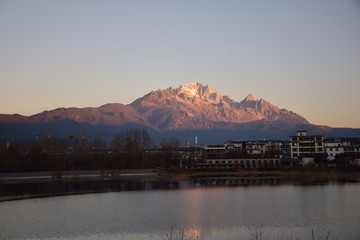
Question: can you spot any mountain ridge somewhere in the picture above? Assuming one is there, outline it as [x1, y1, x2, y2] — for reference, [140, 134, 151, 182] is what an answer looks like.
[0, 82, 312, 130]
[127, 82, 309, 130]
[1, 82, 358, 142]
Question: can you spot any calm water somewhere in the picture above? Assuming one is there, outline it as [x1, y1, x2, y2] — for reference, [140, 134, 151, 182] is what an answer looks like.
[0, 183, 359, 240]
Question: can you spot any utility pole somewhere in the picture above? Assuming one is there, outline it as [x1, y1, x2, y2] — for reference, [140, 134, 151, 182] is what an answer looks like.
[195, 136, 198, 160]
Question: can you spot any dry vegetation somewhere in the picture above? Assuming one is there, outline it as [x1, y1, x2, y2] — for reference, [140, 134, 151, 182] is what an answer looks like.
[161, 226, 338, 240]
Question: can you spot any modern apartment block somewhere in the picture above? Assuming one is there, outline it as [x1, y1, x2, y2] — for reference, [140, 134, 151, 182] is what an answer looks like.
[290, 130, 324, 159]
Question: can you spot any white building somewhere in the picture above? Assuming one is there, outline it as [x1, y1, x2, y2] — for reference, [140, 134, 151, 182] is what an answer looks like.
[325, 138, 360, 161]
[224, 140, 282, 155]
[325, 139, 344, 161]
[245, 141, 266, 155]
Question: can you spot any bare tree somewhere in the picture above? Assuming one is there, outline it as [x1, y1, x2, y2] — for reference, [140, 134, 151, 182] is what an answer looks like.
[111, 129, 153, 168]
[247, 225, 269, 240]
[161, 226, 198, 240]
[160, 137, 180, 169]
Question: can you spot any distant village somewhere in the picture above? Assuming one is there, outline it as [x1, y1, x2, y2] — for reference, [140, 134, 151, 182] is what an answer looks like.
[182, 130, 360, 170]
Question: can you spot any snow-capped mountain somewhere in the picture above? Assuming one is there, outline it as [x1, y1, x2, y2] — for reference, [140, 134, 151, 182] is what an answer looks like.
[2, 82, 358, 141]
[129, 82, 309, 130]
[0, 82, 309, 130]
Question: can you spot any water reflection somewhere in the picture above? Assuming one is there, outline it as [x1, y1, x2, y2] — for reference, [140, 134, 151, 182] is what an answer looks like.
[0, 183, 359, 240]
[195, 176, 281, 186]
[0, 176, 286, 201]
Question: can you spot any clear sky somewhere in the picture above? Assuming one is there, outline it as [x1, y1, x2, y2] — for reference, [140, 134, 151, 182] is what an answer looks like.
[1, 0, 359, 128]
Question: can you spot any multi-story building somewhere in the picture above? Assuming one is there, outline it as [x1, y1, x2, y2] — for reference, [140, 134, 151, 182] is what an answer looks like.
[197, 140, 282, 169]
[224, 140, 284, 156]
[224, 141, 243, 151]
[245, 141, 266, 155]
[280, 141, 291, 159]
[203, 145, 226, 159]
[325, 138, 360, 161]
[325, 138, 344, 161]
[290, 130, 324, 159]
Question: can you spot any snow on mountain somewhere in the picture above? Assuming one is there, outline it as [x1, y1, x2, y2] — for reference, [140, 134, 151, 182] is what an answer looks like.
[0, 83, 310, 132]
[128, 83, 309, 130]
[177, 82, 222, 103]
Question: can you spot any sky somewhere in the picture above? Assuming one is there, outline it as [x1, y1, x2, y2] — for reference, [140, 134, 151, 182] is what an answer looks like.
[1, 0, 360, 128]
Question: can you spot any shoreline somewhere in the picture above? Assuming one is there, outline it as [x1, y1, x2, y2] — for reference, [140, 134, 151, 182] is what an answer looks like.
[1, 169, 359, 202]
[1, 169, 360, 183]
[160, 169, 360, 182]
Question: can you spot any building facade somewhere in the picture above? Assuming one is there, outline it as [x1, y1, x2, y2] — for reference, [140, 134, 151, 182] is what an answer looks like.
[325, 138, 360, 161]
[290, 130, 324, 159]
[196, 140, 282, 169]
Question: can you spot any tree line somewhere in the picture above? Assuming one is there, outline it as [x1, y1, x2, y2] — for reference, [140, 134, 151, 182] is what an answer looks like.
[0, 129, 182, 172]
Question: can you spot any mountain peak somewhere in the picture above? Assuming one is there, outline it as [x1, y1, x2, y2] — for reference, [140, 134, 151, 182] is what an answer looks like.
[179, 82, 203, 96]
[180, 82, 204, 89]
[177, 82, 221, 103]
[244, 94, 256, 101]
[179, 82, 215, 94]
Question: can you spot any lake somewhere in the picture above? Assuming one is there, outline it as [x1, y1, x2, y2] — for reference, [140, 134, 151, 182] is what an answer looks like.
[0, 182, 359, 240]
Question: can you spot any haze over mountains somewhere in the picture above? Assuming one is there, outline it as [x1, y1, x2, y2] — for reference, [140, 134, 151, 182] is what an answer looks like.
[1, 83, 359, 143]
